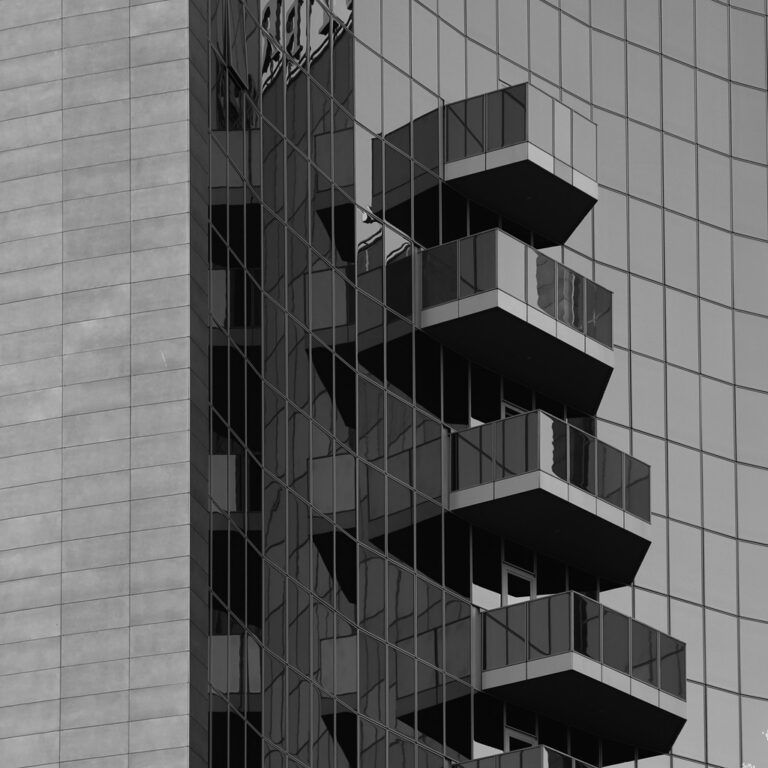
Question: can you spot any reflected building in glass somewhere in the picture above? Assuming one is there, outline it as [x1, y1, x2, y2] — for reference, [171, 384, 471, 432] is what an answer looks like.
[206, 0, 768, 766]
[0, 0, 764, 766]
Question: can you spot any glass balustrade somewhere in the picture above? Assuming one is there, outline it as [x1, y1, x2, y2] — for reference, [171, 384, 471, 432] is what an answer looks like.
[482, 592, 686, 700]
[451, 411, 650, 523]
[421, 229, 612, 348]
[456, 744, 597, 768]
[445, 85, 528, 163]
[443, 84, 597, 183]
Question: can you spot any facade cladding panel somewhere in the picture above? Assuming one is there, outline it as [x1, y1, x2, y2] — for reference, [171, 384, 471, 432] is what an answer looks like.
[0, 0, 766, 768]
[0, 0, 210, 766]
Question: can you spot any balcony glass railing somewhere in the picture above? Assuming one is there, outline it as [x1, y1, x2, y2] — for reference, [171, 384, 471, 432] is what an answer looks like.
[451, 411, 650, 522]
[457, 745, 596, 768]
[445, 85, 527, 164]
[444, 84, 597, 181]
[421, 229, 612, 348]
[483, 592, 686, 700]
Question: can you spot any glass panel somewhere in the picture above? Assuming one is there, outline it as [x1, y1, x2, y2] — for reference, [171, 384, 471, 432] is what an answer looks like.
[528, 594, 570, 661]
[625, 456, 651, 521]
[573, 594, 601, 661]
[466, 94, 486, 157]
[531, 253, 556, 316]
[545, 749, 571, 768]
[460, 231, 497, 297]
[483, 603, 527, 670]
[632, 620, 658, 686]
[557, 265, 585, 332]
[421, 243, 457, 308]
[484, 610, 508, 671]
[603, 608, 630, 674]
[569, 426, 596, 494]
[521, 748, 543, 768]
[527, 86, 553, 153]
[660, 633, 686, 698]
[597, 442, 623, 508]
[540, 416, 568, 482]
[495, 412, 536, 479]
[585, 281, 613, 346]
[496, 231, 527, 300]
[486, 89, 504, 152]
[505, 603, 528, 666]
[454, 428, 482, 490]
[501, 85, 527, 148]
[445, 102, 467, 163]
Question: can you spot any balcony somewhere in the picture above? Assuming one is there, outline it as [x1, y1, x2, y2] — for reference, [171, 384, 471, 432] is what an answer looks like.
[451, 412, 650, 586]
[456, 745, 596, 768]
[482, 593, 686, 757]
[419, 229, 612, 412]
[444, 85, 598, 247]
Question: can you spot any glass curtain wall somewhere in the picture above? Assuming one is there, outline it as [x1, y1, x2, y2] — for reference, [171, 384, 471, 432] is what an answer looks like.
[206, 1, 768, 767]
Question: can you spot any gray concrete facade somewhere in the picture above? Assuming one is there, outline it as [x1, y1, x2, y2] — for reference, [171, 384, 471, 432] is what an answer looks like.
[0, 1, 209, 765]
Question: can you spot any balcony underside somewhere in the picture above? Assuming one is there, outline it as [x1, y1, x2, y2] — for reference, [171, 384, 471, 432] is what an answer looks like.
[450, 475, 649, 587]
[483, 659, 685, 758]
[444, 151, 597, 248]
[420, 300, 612, 414]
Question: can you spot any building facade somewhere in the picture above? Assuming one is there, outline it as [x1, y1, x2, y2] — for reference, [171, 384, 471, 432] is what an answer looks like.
[0, 1, 766, 767]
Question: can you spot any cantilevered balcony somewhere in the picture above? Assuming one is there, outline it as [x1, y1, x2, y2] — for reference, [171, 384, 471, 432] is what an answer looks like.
[456, 745, 597, 768]
[419, 229, 613, 413]
[451, 412, 650, 586]
[444, 84, 598, 246]
[482, 593, 686, 757]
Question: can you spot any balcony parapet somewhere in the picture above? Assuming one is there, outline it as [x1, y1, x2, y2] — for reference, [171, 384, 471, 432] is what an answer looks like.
[481, 592, 686, 757]
[455, 745, 596, 768]
[450, 412, 651, 586]
[443, 84, 598, 247]
[418, 229, 612, 411]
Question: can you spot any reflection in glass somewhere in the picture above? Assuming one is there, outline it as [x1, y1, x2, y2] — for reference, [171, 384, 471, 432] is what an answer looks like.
[625, 457, 651, 522]
[421, 243, 457, 308]
[602, 608, 630, 674]
[573, 594, 601, 661]
[557, 265, 584, 331]
[451, 411, 651, 521]
[660, 634, 686, 698]
[420, 231, 613, 349]
[529, 594, 570, 660]
[632, 620, 658, 686]
[569, 426, 595, 494]
[481, 593, 685, 698]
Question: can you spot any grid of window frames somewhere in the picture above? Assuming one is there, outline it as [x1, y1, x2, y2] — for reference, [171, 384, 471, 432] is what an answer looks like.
[207, 0, 768, 766]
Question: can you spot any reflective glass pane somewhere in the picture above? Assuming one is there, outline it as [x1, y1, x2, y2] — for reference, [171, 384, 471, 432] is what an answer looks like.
[460, 231, 497, 297]
[569, 426, 596, 494]
[585, 281, 612, 346]
[488, 85, 527, 150]
[597, 442, 623, 508]
[421, 243, 457, 308]
[453, 425, 494, 490]
[625, 456, 651, 521]
[557, 266, 585, 332]
[528, 594, 570, 661]
[660, 634, 686, 698]
[496, 413, 538, 479]
[573, 594, 601, 661]
[603, 608, 630, 674]
[463, 95, 485, 158]
[530, 253, 556, 315]
[631, 620, 658, 686]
